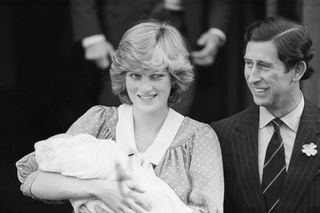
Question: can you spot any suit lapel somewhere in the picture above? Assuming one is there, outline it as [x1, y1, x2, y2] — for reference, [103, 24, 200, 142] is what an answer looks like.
[233, 106, 266, 212]
[277, 101, 320, 213]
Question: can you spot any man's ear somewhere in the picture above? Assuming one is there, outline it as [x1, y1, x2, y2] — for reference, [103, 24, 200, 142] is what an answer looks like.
[291, 61, 306, 82]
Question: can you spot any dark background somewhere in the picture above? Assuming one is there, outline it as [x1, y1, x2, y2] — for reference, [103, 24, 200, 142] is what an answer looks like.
[0, 0, 300, 212]
[1, 1, 93, 212]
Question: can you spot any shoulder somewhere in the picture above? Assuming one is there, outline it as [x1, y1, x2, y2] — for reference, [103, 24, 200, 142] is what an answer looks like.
[86, 105, 118, 118]
[95, 105, 118, 122]
[75, 105, 119, 126]
[210, 106, 258, 138]
[181, 118, 222, 160]
[304, 100, 320, 115]
[301, 100, 320, 131]
[175, 117, 218, 144]
[211, 106, 257, 128]
[182, 116, 215, 134]
[67, 105, 119, 137]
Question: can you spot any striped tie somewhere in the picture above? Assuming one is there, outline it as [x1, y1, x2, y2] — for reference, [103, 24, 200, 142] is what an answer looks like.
[262, 118, 286, 213]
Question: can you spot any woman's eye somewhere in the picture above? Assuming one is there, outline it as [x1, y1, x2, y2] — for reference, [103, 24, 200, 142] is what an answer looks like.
[150, 74, 164, 80]
[129, 73, 141, 79]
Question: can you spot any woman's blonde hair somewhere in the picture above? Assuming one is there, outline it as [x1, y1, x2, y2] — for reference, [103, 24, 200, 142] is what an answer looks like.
[110, 20, 194, 106]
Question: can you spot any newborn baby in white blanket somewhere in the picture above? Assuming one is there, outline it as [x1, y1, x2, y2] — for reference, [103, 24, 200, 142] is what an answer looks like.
[34, 134, 192, 213]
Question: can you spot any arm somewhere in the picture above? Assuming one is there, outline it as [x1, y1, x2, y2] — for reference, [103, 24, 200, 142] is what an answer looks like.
[16, 107, 108, 202]
[31, 171, 149, 212]
[188, 124, 224, 213]
[191, 30, 224, 66]
[208, 0, 233, 33]
[16, 106, 111, 199]
[82, 36, 115, 69]
[17, 149, 150, 212]
[16, 152, 66, 204]
[192, 0, 232, 66]
[70, 0, 114, 69]
[30, 171, 98, 200]
[16, 138, 102, 203]
[17, 106, 151, 212]
[70, 0, 102, 42]
[66, 105, 116, 138]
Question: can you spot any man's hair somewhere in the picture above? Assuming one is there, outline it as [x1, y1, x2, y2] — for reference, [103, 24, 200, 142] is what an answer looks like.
[244, 16, 314, 80]
[110, 20, 194, 106]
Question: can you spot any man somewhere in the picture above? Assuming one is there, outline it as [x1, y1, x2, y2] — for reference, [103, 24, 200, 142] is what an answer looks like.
[70, 0, 232, 117]
[211, 16, 319, 213]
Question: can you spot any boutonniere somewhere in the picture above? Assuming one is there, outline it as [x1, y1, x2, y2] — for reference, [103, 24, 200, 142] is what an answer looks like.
[302, 143, 318, 156]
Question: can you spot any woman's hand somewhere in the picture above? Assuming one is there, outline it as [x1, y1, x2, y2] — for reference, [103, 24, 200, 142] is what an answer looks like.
[94, 179, 151, 213]
[79, 205, 92, 213]
[79, 205, 113, 213]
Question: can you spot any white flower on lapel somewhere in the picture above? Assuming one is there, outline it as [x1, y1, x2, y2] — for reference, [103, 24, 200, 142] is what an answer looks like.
[302, 143, 318, 156]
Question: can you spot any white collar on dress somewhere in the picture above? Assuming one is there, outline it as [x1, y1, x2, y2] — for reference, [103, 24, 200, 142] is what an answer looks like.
[116, 104, 184, 165]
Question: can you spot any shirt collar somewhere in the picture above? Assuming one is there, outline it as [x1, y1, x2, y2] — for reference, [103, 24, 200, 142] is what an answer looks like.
[259, 92, 304, 132]
[143, 108, 184, 165]
[116, 104, 184, 165]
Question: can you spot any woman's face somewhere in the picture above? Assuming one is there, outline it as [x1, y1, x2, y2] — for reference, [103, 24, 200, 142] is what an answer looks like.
[126, 70, 171, 114]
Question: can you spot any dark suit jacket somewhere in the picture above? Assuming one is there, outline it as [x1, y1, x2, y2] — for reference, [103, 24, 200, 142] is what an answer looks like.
[71, 0, 232, 48]
[71, 0, 161, 46]
[211, 100, 320, 213]
[183, 0, 232, 48]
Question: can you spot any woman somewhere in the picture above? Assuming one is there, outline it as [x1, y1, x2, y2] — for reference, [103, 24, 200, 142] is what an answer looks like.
[16, 21, 224, 213]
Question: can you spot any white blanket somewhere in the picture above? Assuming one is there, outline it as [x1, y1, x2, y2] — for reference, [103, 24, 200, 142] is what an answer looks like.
[35, 105, 191, 213]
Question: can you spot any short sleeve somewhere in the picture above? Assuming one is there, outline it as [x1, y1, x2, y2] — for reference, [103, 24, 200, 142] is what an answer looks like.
[188, 124, 224, 213]
[16, 152, 39, 198]
[16, 152, 38, 185]
[67, 105, 117, 139]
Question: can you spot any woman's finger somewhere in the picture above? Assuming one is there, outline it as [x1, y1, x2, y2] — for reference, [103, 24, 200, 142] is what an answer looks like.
[125, 179, 145, 193]
[79, 205, 92, 213]
[94, 205, 113, 213]
[126, 191, 152, 212]
[123, 198, 149, 213]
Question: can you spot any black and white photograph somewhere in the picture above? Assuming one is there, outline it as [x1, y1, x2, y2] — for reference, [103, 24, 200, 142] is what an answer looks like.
[1, 0, 320, 212]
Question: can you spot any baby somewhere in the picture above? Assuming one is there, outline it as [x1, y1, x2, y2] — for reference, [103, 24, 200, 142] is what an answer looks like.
[34, 133, 192, 213]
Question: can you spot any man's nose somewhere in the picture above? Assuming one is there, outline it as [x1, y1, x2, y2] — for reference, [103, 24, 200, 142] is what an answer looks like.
[247, 66, 261, 83]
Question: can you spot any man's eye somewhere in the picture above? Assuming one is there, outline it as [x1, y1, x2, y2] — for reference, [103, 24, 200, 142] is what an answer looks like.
[258, 64, 271, 71]
[244, 61, 253, 68]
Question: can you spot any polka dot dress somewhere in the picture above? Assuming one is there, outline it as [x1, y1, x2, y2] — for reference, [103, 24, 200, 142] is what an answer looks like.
[17, 105, 224, 213]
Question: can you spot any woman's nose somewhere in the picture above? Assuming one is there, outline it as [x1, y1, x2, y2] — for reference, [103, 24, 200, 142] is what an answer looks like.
[140, 78, 153, 91]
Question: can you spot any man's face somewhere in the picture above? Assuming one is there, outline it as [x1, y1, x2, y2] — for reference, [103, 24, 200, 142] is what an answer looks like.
[244, 41, 298, 114]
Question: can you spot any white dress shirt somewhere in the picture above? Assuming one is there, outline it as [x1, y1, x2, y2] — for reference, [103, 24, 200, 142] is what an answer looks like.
[258, 93, 305, 182]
